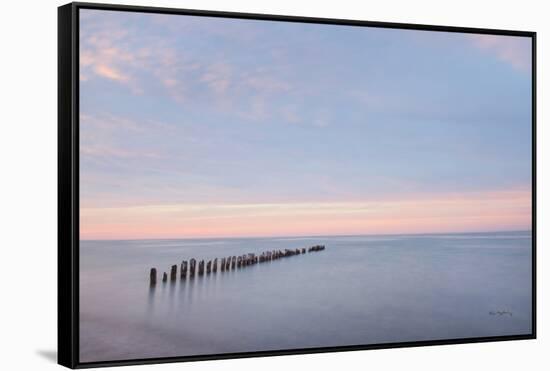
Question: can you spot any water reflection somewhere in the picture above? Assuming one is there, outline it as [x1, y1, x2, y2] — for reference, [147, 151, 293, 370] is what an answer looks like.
[146, 285, 155, 316]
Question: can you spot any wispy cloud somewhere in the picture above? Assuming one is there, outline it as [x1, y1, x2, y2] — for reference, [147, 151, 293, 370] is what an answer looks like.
[200, 62, 232, 96]
[468, 34, 531, 72]
[242, 72, 292, 94]
[80, 10, 297, 119]
[78, 10, 532, 241]
[80, 144, 161, 159]
[80, 28, 137, 86]
[80, 113, 166, 160]
[93, 63, 129, 82]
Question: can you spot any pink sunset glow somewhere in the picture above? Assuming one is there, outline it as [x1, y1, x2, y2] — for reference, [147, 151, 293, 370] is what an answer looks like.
[80, 188, 531, 240]
[79, 11, 532, 241]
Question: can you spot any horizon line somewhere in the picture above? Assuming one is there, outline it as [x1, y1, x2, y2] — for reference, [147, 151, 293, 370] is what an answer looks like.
[79, 228, 532, 243]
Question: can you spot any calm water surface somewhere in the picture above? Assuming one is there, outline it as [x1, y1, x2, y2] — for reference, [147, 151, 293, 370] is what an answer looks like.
[80, 231, 532, 362]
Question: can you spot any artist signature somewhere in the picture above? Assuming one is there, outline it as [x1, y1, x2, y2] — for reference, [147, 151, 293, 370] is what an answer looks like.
[489, 310, 513, 316]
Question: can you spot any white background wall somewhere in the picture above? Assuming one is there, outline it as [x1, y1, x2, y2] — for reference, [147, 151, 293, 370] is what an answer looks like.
[0, 0, 546, 370]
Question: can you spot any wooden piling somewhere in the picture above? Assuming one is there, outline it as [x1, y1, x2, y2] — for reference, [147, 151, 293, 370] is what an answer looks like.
[308, 245, 326, 252]
[181, 260, 188, 278]
[148, 245, 327, 284]
[190, 258, 196, 277]
[170, 265, 177, 281]
[150, 268, 157, 286]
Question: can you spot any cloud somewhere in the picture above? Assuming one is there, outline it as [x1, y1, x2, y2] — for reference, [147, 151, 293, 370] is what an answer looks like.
[200, 63, 232, 95]
[280, 105, 301, 124]
[243, 73, 292, 94]
[79, 28, 148, 95]
[93, 63, 129, 82]
[81, 113, 145, 133]
[80, 144, 161, 159]
[468, 34, 531, 73]
[79, 10, 296, 118]
[80, 113, 166, 160]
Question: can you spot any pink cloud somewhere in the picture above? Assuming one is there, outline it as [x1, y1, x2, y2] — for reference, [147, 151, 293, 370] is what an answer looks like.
[468, 34, 531, 72]
[93, 63, 129, 82]
[80, 14, 296, 115]
[200, 63, 232, 95]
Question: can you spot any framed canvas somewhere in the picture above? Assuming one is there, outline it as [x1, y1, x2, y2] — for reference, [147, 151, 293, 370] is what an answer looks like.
[58, 2, 537, 368]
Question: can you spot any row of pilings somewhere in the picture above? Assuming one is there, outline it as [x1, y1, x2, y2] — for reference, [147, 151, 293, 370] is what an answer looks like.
[149, 245, 326, 286]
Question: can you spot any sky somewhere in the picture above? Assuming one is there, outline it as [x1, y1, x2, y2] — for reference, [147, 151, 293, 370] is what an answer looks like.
[79, 9, 533, 240]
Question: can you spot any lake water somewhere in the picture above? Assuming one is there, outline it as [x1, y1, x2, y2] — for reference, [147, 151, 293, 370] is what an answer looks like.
[79, 231, 532, 363]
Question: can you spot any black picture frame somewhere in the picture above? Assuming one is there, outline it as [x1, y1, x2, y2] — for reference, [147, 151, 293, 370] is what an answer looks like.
[58, 2, 537, 368]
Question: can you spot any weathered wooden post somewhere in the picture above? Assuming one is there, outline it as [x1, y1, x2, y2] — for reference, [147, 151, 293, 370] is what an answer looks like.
[301, 248, 306, 254]
[206, 260, 212, 274]
[150, 268, 157, 286]
[170, 265, 177, 281]
[226, 256, 231, 270]
[162, 272, 167, 282]
[221, 257, 226, 271]
[231, 256, 236, 269]
[198, 260, 205, 275]
[190, 258, 196, 277]
[181, 260, 187, 278]
[213, 258, 218, 272]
